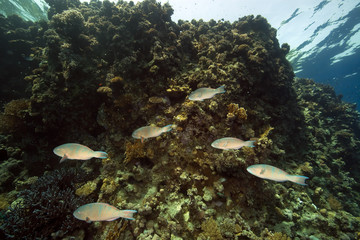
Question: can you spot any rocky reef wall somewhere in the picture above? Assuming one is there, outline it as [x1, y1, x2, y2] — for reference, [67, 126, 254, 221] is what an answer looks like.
[0, 0, 359, 239]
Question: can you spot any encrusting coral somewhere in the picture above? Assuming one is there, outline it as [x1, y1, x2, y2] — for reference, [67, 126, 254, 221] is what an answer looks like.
[0, 0, 359, 239]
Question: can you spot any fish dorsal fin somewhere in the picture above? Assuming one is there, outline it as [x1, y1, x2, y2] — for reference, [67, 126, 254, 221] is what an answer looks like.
[59, 154, 68, 163]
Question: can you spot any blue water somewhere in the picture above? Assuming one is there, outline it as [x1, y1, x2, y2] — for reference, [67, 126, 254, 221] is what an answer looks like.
[296, 46, 360, 109]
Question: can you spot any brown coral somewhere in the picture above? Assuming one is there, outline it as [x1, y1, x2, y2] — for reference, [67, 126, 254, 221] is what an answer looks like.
[198, 217, 223, 240]
[124, 140, 145, 164]
[0, 99, 30, 134]
[227, 103, 247, 121]
[328, 195, 343, 211]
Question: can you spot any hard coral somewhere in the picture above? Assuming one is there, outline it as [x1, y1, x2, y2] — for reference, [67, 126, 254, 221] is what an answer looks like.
[0, 168, 91, 239]
[328, 195, 343, 211]
[51, 9, 85, 40]
[124, 140, 145, 164]
[227, 103, 247, 121]
[198, 217, 223, 240]
[0, 99, 30, 134]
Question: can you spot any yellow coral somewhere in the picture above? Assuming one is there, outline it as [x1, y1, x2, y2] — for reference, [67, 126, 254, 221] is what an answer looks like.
[242, 146, 256, 161]
[4, 99, 30, 117]
[227, 103, 247, 120]
[328, 195, 342, 211]
[75, 180, 98, 197]
[266, 232, 292, 240]
[97, 86, 112, 97]
[260, 125, 274, 139]
[124, 140, 145, 164]
[105, 221, 128, 240]
[100, 177, 118, 195]
[148, 96, 165, 104]
[0, 194, 10, 210]
[175, 113, 188, 122]
[110, 76, 123, 83]
[198, 217, 223, 240]
[0, 99, 30, 134]
[261, 229, 291, 240]
[299, 162, 313, 174]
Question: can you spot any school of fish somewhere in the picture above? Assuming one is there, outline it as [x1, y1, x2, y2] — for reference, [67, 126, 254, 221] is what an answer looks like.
[51, 85, 308, 223]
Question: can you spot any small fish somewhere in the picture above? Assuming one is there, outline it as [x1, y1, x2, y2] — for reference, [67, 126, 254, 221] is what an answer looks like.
[247, 164, 309, 185]
[53, 143, 108, 163]
[211, 137, 255, 150]
[188, 85, 226, 101]
[73, 203, 137, 223]
[132, 124, 174, 142]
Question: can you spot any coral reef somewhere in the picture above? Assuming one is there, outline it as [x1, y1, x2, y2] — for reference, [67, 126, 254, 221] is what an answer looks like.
[0, 168, 93, 239]
[0, 0, 359, 239]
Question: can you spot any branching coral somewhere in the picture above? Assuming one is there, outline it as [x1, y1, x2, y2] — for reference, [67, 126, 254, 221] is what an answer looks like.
[0, 168, 92, 239]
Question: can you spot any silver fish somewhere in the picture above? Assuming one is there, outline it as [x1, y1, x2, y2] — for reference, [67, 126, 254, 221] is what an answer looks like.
[132, 124, 175, 142]
[247, 164, 309, 185]
[211, 137, 255, 150]
[188, 85, 225, 101]
[53, 143, 108, 163]
[73, 203, 137, 223]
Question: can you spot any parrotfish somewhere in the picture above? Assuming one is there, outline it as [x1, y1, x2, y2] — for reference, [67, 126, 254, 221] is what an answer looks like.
[53, 143, 108, 163]
[188, 85, 226, 101]
[246, 164, 309, 185]
[132, 124, 175, 142]
[211, 137, 255, 150]
[73, 203, 137, 223]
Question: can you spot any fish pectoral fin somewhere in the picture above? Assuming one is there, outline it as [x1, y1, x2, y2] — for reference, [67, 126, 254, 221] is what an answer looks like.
[59, 154, 68, 163]
[141, 136, 144, 143]
[85, 217, 92, 223]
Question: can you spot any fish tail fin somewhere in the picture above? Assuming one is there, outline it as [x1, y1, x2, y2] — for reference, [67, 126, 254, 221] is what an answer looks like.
[94, 151, 108, 159]
[245, 140, 256, 147]
[287, 175, 309, 185]
[216, 85, 226, 94]
[162, 124, 174, 133]
[120, 210, 137, 220]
